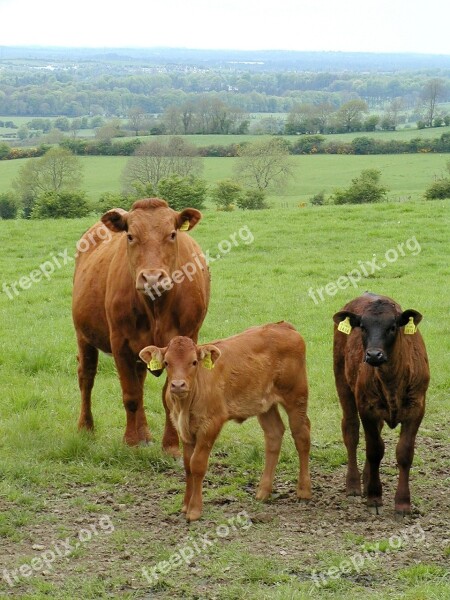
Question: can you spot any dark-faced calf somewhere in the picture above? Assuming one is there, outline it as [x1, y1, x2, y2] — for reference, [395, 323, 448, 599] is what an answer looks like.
[333, 293, 429, 515]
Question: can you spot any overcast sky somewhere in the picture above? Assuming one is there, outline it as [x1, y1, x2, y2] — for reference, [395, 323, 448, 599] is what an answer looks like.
[1, 0, 449, 55]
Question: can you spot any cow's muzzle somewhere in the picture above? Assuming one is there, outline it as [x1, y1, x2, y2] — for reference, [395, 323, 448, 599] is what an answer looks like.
[136, 269, 171, 295]
[170, 379, 189, 397]
[365, 348, 388, 367]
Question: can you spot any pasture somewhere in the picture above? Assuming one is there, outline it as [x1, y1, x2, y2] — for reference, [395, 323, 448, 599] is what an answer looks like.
[0, 152, 449, 206]
[0, 199, 449, 599]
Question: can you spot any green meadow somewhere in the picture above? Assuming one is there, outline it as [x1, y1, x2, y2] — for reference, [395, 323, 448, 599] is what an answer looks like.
[0, 199, 449, 599]
[0, 152, 449, 206]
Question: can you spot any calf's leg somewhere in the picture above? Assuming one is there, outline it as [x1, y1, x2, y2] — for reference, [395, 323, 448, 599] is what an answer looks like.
[338, 385, 361, 496]
[285, 403, 312, 500]
[395, 416, 423, 515]
[161, 379, 180, 457]
[256, 405, 285, 500]
[361, 415, 385, 512]
[77, 337, 98, 432]
[181, 442, 195, 513]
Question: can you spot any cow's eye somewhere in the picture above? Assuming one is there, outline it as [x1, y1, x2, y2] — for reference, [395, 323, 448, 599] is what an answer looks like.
[170, 231, 177, 241]
[127, 234, 134, 242]
[193, 360, 198, 366]
[163, 361, 169, 368]
[389, 325, 396, 333]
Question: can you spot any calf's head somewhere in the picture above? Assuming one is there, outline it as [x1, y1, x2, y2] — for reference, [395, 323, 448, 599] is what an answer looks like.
[101, 198, 201, 297]
[139, 336, 221, 397]
[333, 301, 422, 367]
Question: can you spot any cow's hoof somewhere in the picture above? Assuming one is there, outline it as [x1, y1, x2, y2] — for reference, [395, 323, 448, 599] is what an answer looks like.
[163, 445, 181, 458]
[395, 504, 411, 518]
[346, 488, 362, 497]
[138, 439, 153, 447]
[255, 489, 271, 501]
[368, 504, 383, 515]
[297, 489, 312, 502]
[186, 510, 202, 522]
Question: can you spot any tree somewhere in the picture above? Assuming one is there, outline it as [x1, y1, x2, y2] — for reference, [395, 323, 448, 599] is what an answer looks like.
[333, 99, 369, 133]
[157, 175, 207, 211]
[333, 169, 388, 204]
[234, 138, 293, 191]
[122, 136, 201, 191]
[0, 193, 18, 219]
[127, 107, 147, 136]
[420, 78, 446, 127]
[12, 147, 83, 217]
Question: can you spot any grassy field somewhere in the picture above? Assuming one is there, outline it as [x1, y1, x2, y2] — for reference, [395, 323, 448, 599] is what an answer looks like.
[0, 152, 449, 207]
[0, 199, 449, 599]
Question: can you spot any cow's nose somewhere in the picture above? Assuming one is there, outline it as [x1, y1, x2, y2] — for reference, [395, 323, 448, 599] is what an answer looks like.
[136, 270, 170, 293]
[170, 380, 188, 394]
[365, 349, 387, 366]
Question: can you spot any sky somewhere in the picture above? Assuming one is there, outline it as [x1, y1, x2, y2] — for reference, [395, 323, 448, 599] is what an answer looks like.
[0, 0, 449, 55]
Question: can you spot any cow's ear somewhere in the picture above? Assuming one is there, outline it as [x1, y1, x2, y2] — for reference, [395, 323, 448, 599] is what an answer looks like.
[198, 344, 221, 369]
[139, 345, 166, 377]
[333, 311, 361, 328]
[101, 208, 129, 232]
[176, 208, 202, 232]
[397, 309, 423, 328]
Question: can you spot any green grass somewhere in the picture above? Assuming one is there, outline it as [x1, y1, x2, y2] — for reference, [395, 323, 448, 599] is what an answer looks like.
[0, 200, 449, 598]
[0, 152, 449, 206]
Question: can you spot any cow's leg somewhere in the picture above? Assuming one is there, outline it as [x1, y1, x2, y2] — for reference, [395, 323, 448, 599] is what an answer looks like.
[285, 403, 312, 501]
[362, 421, 383, 496]
[395, 416, 423, 515]
[361, 415, 385, 512]
[338, 385, 361, 496]
[161, 379, 180, 457]
[77, 337, 98, 432]
[186, 425, 222, 522]
[256, 405, 285, 500]
[181, 442, 195, 513]
[113, 346, 151, 446]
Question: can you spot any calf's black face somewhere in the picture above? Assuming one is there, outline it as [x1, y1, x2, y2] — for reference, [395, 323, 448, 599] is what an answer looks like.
[333, 303, 422, 367]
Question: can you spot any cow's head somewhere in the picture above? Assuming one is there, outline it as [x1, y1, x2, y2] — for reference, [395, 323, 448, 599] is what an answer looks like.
[101, 198, 201, 298]
[333, 300, 422, 367]
[139, 336, 221, 397]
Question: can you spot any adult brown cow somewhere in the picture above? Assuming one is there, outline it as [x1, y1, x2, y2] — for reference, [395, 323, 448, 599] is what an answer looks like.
[139, 322, 311, 522]
[333, 292, 429, 516]
[72, 198, 210, 452]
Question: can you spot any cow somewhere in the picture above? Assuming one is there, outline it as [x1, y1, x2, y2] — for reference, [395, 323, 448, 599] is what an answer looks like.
[139, 321, 311, 522]
[72, 198, 210, 453]
[332, 292, 430, 516]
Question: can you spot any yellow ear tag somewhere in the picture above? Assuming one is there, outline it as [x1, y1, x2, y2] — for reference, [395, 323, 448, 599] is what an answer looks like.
[202, 353, 214, 370]
[338, 317, 352, 335]
[404, 317, 416, 335]
[179, 220, 190, 231]
[148, 357, 163, 371]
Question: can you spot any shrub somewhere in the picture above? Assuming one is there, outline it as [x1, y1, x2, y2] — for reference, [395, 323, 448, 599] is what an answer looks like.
[424, 178, 450, 200]
[310, 191, 325, 206]
[31, 191, 90, 219]
[0, 193, 18, 219]
[95, 192, 136, 213]
[333, 169, 388, 205]
[211, 180, 242, 211]
[157, 175, 207, 211]
[236, 189, 269, 210]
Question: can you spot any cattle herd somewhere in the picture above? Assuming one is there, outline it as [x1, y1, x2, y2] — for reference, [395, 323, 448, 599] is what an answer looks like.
[72, 199, 430, 522]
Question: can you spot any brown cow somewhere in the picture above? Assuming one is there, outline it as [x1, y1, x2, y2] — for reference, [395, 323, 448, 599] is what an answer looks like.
[72, 198, 210, 452]
[139, 321, 311, 521]
[333, 292, 429, 515]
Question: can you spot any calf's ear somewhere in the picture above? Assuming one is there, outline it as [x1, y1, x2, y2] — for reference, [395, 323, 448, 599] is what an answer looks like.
[101, 208, 129, 232]
[397, 309, 423, 327]
[177, 208, 202, 231]
[139, 345, 166, 377]
[198, 344, 221, 369]
[333, 311, 361, 328]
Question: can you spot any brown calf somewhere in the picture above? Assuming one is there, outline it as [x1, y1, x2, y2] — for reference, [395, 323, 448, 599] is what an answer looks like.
[72, 198, 210, 452]
[333, 293, 430, 515]
[139, 322, 311, 521]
